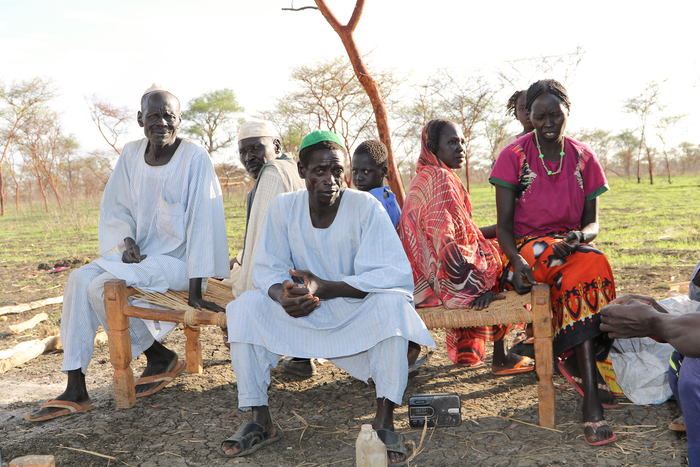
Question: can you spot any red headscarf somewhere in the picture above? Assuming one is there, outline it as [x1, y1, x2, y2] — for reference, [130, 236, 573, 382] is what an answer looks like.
[398, 123, 502, 309]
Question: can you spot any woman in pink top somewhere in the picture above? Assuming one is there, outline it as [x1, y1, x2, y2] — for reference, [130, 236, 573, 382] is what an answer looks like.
[490, 79, 617, 446]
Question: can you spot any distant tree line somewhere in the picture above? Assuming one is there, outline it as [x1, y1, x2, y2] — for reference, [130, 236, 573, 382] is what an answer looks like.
[1, 57, 698, 214]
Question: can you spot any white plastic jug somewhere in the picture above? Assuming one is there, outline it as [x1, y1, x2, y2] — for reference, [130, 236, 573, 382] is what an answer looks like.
[356, 424, 387, 467]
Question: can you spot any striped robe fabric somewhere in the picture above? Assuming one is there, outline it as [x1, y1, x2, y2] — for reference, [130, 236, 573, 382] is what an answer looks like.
[61, 138, 229, 373]
[231, 155, 305, 298]
[95, 138, 229, 287]
[226, 189, 435, 362]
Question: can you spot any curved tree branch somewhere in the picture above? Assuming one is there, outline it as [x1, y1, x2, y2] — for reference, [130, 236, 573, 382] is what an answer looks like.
[311, 0, 405, 206]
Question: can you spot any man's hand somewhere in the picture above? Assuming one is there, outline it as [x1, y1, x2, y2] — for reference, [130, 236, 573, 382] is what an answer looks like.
[608, 294, 668, 314]
[512, 256, 536, 295]
[551, 231, 582, 260]
[270, 280, 320, 318]
[122, 237, 146, 263]
[599, 298, 661, 339]
[290, 269, 327, 298]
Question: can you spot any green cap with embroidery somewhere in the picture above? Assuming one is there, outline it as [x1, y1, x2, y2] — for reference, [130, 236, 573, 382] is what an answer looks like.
[299, 130, 346, 151]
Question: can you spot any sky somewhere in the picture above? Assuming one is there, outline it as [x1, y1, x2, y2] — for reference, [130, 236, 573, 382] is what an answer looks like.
[1, 0, 699, 164]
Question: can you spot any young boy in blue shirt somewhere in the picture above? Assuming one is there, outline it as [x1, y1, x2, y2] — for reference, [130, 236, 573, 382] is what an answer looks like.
[351, 140, 401, 228]
[352, 139, 428, 372]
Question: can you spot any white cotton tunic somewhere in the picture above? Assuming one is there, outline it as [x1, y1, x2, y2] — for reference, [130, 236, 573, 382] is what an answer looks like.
[226, 189, 435, 359]
[94, 138, 230, 292]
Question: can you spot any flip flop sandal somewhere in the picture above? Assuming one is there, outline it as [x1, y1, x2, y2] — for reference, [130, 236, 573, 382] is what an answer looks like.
[134, 360, 185, 398]
[492, 356, 535, 376]
[24, 399, 95, 422]
[582, 420, 617, 446]
[557, 361, 618, 409]
[218, 421, 284, 458]
[668, 416, 686, 432]
[376, 428, 409, 467]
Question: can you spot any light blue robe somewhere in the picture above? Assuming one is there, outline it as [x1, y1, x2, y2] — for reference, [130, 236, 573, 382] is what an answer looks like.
[95, 138, 229, 292]
[226, 189, 435, 360]
[61, 138, 229, 372]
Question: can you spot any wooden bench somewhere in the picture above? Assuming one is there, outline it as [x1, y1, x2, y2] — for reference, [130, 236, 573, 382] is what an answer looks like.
[105, 280, 555, 428]
[416, 284, 555, 428]
[104, 278, 232, 409]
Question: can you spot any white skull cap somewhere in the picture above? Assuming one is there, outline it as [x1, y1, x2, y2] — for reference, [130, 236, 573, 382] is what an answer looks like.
[238, 120, 279, 142]
[142, 83, 179, 104]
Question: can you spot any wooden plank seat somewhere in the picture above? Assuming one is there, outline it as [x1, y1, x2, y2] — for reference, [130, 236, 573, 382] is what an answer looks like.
[105, 279, 556, 428]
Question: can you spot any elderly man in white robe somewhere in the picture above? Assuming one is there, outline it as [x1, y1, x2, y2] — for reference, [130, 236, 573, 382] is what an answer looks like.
[25, 85, 229, 422]
[222, 120, 311, 376]
[219, 130, 435, 465]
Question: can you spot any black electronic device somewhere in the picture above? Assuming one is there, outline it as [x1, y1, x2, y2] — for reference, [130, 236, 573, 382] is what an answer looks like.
[408, 392, 461, 428]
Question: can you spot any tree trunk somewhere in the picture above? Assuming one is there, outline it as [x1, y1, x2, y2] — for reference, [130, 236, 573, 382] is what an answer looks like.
[38, 158, 62, 207]
[645, 145, 654, 185]
[31, 159, 49, 211]
[663, 150, 672, 184]
[0, 168, 5, 216]
[314, 0, 405, 207]
[636, 138, 642, 184]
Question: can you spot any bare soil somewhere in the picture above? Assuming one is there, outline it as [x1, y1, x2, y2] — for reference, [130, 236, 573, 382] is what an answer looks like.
[0, 260, 696, 466]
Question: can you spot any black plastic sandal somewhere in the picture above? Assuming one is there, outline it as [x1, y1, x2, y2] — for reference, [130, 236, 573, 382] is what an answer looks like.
[218, 421, 284, 458]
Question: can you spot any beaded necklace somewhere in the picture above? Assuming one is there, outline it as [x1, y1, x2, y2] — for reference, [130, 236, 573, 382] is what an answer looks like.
[533, 129, 565, 176]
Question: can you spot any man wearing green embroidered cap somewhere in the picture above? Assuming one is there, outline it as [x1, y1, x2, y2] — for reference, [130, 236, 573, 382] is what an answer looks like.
[220, 130, 435, 464]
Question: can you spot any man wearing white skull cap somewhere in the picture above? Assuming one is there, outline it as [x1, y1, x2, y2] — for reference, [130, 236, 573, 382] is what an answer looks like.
[224, 120, 309, 376]
[25, 85, 229, 422]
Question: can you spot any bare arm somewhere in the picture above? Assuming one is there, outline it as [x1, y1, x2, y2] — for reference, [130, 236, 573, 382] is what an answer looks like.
[600, 298, 700, 358]
[495, 185, 535, 294]
[479, 224, 497, 239]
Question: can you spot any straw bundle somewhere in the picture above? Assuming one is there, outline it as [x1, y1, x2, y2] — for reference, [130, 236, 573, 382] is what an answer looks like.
[131, 279, 233, 314]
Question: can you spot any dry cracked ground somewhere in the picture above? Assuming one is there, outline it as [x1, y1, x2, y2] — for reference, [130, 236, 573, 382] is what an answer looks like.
[0, 261, 695, 466]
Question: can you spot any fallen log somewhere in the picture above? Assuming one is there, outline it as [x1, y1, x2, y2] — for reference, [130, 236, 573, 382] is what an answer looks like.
[0, 330, 110, 373]
[9, 455, 56, 467]
[0, 296, 63, 316]
[10, 313, 49, 334]
[0, 336, 62, 373]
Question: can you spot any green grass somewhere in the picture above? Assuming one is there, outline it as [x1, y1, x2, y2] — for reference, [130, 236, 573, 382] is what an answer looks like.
[470, 174, 700, 268]
[0, 175, 698, 274]
[0, 194, 247, 268]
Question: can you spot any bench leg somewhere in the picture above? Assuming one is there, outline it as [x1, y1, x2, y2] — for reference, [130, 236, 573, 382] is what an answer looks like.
[532, 284, 555, 428]
[184, 325, 203, 374]
[105, 279, 136, 408]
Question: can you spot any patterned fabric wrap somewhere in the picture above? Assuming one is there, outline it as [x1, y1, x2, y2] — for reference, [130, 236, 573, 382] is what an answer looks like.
[498, 232, 616, 358]
[398, 124, 510, 366]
